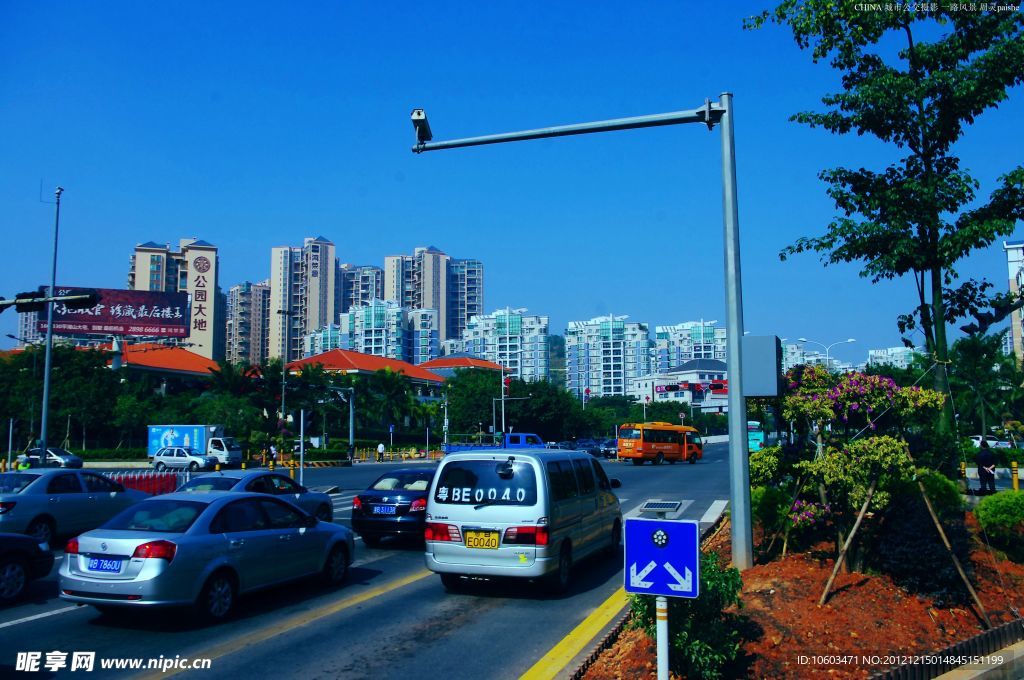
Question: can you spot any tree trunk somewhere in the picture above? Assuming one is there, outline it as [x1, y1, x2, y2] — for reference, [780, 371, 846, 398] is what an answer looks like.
[820, 477, 878, 606]
[932, 265, 954, 438]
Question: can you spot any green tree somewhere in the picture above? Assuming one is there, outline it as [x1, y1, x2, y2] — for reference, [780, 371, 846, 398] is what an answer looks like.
[750, 5, 1024, 440]
[948, 331, 1021, 436]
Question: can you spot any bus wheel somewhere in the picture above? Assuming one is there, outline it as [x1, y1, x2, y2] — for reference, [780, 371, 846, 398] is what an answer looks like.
[631, 458, 643, 466]
[689, 453, 697, 464]
[653, 453, 664, 465]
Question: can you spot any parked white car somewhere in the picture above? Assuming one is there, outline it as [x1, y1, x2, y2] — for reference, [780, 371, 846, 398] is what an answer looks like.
[152, 447, 218, 471]
[969, 435, 1012, 449]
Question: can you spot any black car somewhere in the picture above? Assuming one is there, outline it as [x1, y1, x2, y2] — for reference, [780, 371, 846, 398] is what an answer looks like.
[0, 532, 55, 603]
[351, 468, 436, 546]
[575, 439, 603, 457]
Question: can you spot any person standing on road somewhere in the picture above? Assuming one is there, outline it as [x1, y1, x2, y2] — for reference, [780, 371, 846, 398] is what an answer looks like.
[976, 440, 997, 495]
[377, 442, 385, 462]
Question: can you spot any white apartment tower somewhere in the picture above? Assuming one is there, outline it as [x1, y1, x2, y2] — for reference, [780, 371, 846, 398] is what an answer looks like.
[338, 264, 384, 313]
[1004, 241, 1024, 364]
[653, 320, 727, 371]
[461, 308, 550, 382]
[565, 315, 652, 399]
[384, 246, 483, 342]
[226, 280, 271, 366]
[269, 237, 337, 362]
[306, 300, 440, 364]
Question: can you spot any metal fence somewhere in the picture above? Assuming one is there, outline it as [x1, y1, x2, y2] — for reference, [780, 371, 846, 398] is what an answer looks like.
[105, 470, 190, 496]
[870, 618, 1024, 679]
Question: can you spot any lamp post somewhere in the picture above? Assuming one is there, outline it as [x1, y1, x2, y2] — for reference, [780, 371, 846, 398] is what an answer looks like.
[37, 186, 64, 469]
[798, 337, 856, 371]
[410, 94, 752, 570]
[276, 309, 299, 422]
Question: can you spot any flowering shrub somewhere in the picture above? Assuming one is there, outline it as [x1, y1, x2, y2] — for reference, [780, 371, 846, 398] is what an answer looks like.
[798, 436, 916, 513]
[788, 499, 830, 531]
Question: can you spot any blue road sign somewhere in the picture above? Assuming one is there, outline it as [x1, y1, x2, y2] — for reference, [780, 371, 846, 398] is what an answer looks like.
[389, 424, 394, 434]
[624, 517, 700, 598]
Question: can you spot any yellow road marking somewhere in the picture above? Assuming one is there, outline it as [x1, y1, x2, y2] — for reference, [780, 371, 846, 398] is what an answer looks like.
[519, 586, 630, 680]
[136, 569, 432, 679]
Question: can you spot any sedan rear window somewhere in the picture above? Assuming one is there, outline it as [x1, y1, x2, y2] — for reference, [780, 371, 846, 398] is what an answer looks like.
[104, 500, 205, 533]
[434, 460, 537, 506]
[372, 470, 435, 492]
[179, 477, 239, 492]
[0, 473, 39, 494]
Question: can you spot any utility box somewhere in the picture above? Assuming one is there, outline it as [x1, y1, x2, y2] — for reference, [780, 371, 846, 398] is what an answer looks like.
[741, 335, 783, 397]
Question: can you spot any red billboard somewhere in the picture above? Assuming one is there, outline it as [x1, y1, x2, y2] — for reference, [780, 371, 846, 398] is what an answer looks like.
[37, 287, 191, 337]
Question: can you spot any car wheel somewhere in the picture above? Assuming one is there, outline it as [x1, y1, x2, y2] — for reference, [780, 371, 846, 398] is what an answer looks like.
[189, 462, 200, 472]
[546, 542, 573, 594]
[440, 573, 464, 592]
[155, 462, 166, 471]
[631, 458, 643, 466]
[315, 505, 333, 523]
[653, 453, 665, 465]
[197, 571, 236, 621]
[605, 520, 622, 557]
[322, 544, 349, 586]
[361, 534, 383, 547]
[0, 558, 28, 603]
[26, 518, 55, 545]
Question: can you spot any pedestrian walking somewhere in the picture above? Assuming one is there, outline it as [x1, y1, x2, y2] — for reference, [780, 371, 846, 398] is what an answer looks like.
[976, 440, 997, 495]
[377, 442, 385, 463]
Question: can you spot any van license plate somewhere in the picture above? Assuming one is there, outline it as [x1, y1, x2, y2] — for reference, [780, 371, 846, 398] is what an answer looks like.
[87, 558, 122, 573]
[465, 531, 499, 549]
[372, 506, 396, 515]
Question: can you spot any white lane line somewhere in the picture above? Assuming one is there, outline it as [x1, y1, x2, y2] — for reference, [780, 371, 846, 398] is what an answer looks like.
[0, 606, 80, 630]
[700, 500, 729, 525]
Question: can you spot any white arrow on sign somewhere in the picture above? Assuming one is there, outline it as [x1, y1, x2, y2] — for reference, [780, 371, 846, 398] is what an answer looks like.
[664, 562, 692, 592]
[629, 560, 657, 588]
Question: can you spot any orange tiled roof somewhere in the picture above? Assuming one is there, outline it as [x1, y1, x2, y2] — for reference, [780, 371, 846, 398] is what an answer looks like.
[419, 357, 503, 371]
[288, 349, 443, 383]
[110, 342, 218, 376]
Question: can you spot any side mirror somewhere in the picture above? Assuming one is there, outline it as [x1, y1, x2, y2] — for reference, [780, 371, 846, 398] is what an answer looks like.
[610, 478, 622, 489]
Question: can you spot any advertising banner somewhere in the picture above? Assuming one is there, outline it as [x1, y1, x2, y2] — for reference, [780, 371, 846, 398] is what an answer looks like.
[37, 286, 191, 337]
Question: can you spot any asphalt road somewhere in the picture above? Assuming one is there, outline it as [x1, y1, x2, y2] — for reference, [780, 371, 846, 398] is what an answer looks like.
[0, 443, 730, 679]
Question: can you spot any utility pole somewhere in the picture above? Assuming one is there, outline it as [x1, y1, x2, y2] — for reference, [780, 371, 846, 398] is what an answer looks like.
[37, 186, 64, 469]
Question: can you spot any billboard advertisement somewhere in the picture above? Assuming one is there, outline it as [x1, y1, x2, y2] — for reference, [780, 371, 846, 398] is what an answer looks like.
[37, 286, 191, 337]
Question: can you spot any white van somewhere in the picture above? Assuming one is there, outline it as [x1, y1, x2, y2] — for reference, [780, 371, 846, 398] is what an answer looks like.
[424, 449, 622, 592]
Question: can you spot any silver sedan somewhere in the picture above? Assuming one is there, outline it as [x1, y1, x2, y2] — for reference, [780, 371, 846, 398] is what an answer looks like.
[59, 492, 354, 620]
[0, 470, 149, 544]
[176, 471, 334, 522]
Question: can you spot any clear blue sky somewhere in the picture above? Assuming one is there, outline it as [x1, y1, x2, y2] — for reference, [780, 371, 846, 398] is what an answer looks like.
[2, 2, 1021, 365]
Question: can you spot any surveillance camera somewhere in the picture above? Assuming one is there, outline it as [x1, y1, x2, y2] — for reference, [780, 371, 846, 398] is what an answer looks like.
[411, 108, 432, 144]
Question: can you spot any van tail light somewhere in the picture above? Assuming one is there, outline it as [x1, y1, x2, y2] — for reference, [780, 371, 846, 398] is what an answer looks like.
[65, 537, 79, 555]
[132, 540, 177, 563]
[352, 496, 363, 511]
[410, 497, 427, 512]
[0, 501, 15, 514]
[503, 525, 549, 546]
[424, 522, 461, 542]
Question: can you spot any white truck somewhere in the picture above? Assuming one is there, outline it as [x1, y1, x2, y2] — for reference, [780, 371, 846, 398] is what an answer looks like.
[147, 424, 243, 466]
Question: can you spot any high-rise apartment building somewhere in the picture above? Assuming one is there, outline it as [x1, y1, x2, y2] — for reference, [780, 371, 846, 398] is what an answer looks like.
[458, 308, 550, 382]
[226, 280, 270, 366]
[128, 239, 225, 360]
[338, 264, 384, 313]
[16, 311, 41, 346]
[653, 320, 727, 371]
[269, 237, 337, 362]
[867, 346, 922, 370]
[304, 299, 440, 364]
[565, 315, 651, 399]
[384, 246, 483, 342]
[1005, 241, 1024, 364]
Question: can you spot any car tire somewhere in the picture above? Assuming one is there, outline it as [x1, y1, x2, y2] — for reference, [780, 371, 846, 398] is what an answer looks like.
[0, 558, 28, 603]
[631, 458, 643, 466]
[197, 571, 236, 621]
[322, 544, 349, 586]
[653, 453, 665, 466]
[545, 542, 573, 594]
[440, 573, 464, 592]
[189, 462, 200, 472]
[361, 534, 383, 547]
[26, 518, 55, 545]
[315, 505, 333, 523]
[155, 462, 167, 471]
[605, 520, 622, 557]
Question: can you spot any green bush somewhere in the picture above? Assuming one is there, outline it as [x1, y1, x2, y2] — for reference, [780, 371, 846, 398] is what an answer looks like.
[916, 468, 965, 520]
[750, 486, 790, 536]
[975, 491, 1024, 561]
[629, 552, 743, 679]
[748, 446, 781, 486]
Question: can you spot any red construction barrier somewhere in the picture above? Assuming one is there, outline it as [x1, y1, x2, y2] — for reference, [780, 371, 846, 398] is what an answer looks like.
[105, 471, 183, 496]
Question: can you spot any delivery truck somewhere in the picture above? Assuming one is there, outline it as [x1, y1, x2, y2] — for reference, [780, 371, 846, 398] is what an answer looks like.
[147, 424, 243, 466]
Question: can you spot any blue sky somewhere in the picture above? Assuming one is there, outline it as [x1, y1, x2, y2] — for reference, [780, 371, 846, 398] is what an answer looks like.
[2, 2, 1021, 365]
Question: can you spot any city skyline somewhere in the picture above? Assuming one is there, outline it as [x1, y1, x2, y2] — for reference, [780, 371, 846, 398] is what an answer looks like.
[3, 3, 1021, 366]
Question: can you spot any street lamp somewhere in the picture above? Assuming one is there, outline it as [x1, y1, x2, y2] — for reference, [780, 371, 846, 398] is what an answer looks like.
[276, 309, 300, 421]
[798, 337, 856, 371]
[36, 187, 64, 469]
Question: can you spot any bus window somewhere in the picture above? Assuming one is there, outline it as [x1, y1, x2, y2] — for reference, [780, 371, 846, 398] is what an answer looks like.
[618, 427, 642, 440]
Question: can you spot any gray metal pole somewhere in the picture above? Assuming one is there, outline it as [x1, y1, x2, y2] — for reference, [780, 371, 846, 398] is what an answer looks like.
[348, 388, 355, 461]
[7, 418, 12, 470]
[38, 187, 63, 469]
[299, 408, 305, 486]
[719, 92, 752, 570]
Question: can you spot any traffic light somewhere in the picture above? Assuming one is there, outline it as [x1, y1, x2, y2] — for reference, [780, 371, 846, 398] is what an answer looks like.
[503, 376, 512, 396]
[14, 290, 47, 313]
[62, 289, 101, 310]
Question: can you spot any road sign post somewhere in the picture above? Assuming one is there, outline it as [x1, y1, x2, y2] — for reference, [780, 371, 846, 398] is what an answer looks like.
[624, 517, 700, 680]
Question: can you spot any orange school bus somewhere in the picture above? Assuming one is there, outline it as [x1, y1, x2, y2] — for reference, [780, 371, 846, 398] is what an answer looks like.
[616, 422, 704, 465]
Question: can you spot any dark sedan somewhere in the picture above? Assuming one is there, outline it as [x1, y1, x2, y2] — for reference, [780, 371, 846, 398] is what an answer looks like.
[351, 468, 436, 546]
[0, 532, 55, 603]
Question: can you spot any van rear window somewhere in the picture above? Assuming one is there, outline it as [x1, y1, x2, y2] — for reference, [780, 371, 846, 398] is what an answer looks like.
[434, 460, 538, 506]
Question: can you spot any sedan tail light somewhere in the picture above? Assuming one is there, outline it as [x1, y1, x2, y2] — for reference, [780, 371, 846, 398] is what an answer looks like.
[352, 496, 362, 511]
[424, 522, 461, 542]
[132, 540, 177, 563]
[503, 525, 549, 546]
[0, 501, 15, 514]
[410, 497, 427, 512]
[65, 537, 79, 555]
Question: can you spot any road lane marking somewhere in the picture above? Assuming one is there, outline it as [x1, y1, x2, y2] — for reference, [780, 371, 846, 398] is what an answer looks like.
[136, 569, 433, 680]
[701, 500, 728, 525]
[519, 587, 629, 680]
[0, 605, 80, 630]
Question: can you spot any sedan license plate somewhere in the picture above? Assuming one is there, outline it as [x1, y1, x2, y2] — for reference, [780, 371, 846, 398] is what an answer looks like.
[372, 505, 396, 515]
[464, 530, 499, 550]
[86, 558, 122, 573]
